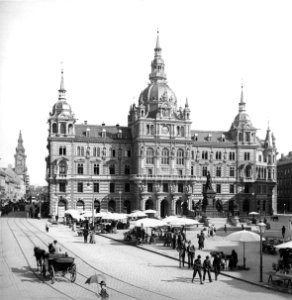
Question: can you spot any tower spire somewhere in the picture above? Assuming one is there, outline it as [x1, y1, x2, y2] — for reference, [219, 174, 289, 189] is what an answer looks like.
[58, 69, 66, 100]
[149, 30, 166, 82]
[238, 82, 246, 113]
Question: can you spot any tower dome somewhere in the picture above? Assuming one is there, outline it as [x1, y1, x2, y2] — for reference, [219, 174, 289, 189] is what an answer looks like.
[138, 31, 178, 116]
[50, 70, 74, 118]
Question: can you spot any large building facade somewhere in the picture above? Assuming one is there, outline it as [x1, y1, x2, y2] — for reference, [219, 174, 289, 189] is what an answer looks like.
[277, 152, 292, 213]
[46, 34, 277, 218]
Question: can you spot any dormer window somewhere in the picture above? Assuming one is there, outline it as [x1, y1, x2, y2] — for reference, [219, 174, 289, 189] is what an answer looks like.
[86, 128, 90, 137]
[221, 134, 225, 142]
[208, 133, 212, 141]
[194, 133, 198, 141]
[102, 128, 106, 138]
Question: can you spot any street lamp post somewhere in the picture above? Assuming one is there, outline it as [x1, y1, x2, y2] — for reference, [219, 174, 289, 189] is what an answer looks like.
[118, 191, 122, 213]
[258, 221, 266, 282]
[284, 204, 286, 214]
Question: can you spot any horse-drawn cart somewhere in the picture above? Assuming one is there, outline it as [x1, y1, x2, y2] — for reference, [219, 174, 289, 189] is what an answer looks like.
[45, 254, 76, 283]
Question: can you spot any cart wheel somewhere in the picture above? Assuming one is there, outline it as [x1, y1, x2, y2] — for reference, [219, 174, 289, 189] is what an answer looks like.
[50, 265, 55, 284]
[70, 264, 76, 282]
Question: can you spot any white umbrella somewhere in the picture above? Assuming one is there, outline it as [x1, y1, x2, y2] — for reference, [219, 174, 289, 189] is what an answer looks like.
[128, 211, 147, 218]
[248, 212, 259, 215]
[226, 230, 263, 269]
[102, 213, 128, 221]
[80, 211, 95, 218]
[163, 216, 199, 226]
[64, 210, 82, 220]
[275, 240, 292, 249]
[95, 211, 111, 218]
[134, 218, 167, 228]
[144, 209, 157, 214]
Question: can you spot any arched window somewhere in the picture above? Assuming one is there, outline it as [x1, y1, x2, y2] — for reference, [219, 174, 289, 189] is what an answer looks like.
[81, 147, 84, 156]
[76, 200, 84, 213]
[161, 148, 169, 165]
[77, 146, 81, 156]
[176, 126, 180, 136]
[68, 124, 73, 134]
[52, 123, 58, 133]
[108, 200, 116, 212]
[97, 147, 100, 157]
[60, 122, 66, 134]
[94, 199, 100, 213]
[146, 148, 154, 164]
[176, 149, 184, 165]
[181, 126, 185, 137]
[109, 164, 115, 175]
[93, 147, 97, 156]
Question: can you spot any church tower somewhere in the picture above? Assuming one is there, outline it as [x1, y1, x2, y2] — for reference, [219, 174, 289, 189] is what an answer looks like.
[14, 131, 27, 176]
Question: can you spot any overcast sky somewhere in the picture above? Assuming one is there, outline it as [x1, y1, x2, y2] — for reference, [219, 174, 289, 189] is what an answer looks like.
[0, 0, 291, 186]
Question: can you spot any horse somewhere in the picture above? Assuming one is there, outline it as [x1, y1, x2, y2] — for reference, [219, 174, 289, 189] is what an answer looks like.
[34, 247, 46, 271]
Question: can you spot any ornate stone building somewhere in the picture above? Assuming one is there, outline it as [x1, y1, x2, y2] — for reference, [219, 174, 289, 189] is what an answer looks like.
[46, 34, 277, 218]
[0, 132, 29, 203]
[277, 152, 292, 213]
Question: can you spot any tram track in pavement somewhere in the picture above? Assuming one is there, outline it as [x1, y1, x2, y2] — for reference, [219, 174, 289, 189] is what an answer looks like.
[5, 217, 79, 300]
[19, 217, 179, 300]
[11, 217, 139, 300]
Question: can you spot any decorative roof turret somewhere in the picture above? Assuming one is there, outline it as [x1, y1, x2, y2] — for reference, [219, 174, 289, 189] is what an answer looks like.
[16, 131, 25, 154]
[264, 122, 273, 149]
[149, 30, 167, 82]
[230, 83, 255, 130]
[50, 69, 74, 118]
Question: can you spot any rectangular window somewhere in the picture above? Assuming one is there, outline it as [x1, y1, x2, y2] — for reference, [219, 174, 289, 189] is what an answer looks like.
[127, 150, 131, 157]
[163, 183, 168, 193]
[229, 152, 235, 160]
[202, 166, 207, 177]
[110, 183, 115, 193]
[216, 166, 221, 177]
[202, 151, 208, 160]
[112, 149, 116, 157]
[125, 165, 130, 174]
[125, 183, 130, 193]
[229, 184, 234, 194]
[202, 184, 206, 192]
[216, 184, 221, 193]
[178, 183, 184, 193]
[77, 163, 84, 175]
[148, 169, 153, 176]
[178, 169, 183, 177]
[147, 183, 153, 192]
[59, 182, 66, 192]
[94, 182, 99, 193]
[246, 132, 250, 142]
[77, 182, 83, 193]
[93, 164, 100, 175]
[191, 166, 194, 176]
[244, 152, 250, 160]
[229, 167, 235, 177]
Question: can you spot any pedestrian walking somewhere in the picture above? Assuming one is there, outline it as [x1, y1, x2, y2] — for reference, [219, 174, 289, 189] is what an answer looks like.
[212, 253, 221, 280]
[282, 225, 286, 240]
[187, 240, 195, 269]
[83, 228, 89, 243]
[203, 256, 212, 282]
[197, 231, 205, 250]
[96, 281, 109, 299]
[224, 224, 227, 234]
[45, 221, 50, 232]
[192, 255, 203, 284]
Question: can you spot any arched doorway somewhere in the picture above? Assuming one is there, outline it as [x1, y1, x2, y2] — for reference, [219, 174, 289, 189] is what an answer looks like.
[175, 199, 182, 215]
[108, 200, 116, 212]
[94, 199, 100, 213]
[182, 201, 188, 216]
[124, 200, 131, 214]
[145, 199, 154, 210]
[160, 199, 169, 218]
[76, 200, 85, 213]
[58, 198, 67, 217]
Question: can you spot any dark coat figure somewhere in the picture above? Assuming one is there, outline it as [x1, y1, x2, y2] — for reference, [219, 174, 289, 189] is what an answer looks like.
[197, 231, 205, 250]
[179, 242, 187, 268]
[192, 255, 203, 284]
[98, 281, 109, 299]
[212, 253, 221, 280]
[187, 241, 195, 268]
[282, 226, 286, 239]
[172, 233, 176, 250]
[34, 247, 46, 270]
[224, 224, 227, 233]
[48, 243, 56, 254]
[83, 228, 89, 243]
[203, 256, 212, 282]
[177, 233, 182, 250]
[229, 249, 238, 270]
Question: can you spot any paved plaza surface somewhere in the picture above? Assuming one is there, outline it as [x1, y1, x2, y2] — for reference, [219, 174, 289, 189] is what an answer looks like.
[1, 213, 291, 300]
